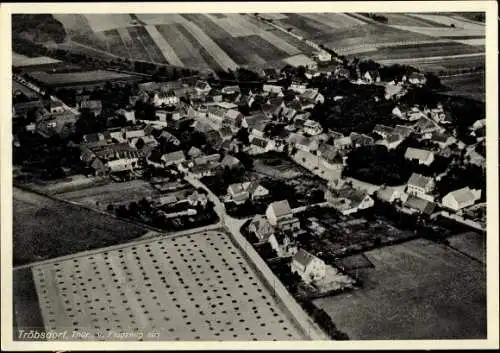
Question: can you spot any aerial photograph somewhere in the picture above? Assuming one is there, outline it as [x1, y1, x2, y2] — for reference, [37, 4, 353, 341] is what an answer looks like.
[9, 10, 489, 344]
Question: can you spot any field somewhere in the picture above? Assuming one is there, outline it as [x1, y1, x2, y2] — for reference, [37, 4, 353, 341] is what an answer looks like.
[314, 238, 486, 339]
[440, 72, 485, 102]
[13, 187, 149, 266]
[56, 180, 163, 211]
[53, 13, 316, 71]
[50, 13, 485, 75]
[446, 231, 486, 263]
[26, 230, 307, 341]
[12, 53, 62, 67]
[26, 70, 141, 88]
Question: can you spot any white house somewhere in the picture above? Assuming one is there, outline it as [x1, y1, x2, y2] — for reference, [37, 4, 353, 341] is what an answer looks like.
[325, 187, 375, 215]
[153, 92, 179, 107]
[194, 80, 211, 95]
[404, 147, 435, 166]
[266, 200, 293, 226]
[290, 82, 308, 94]
[408, 72, 427, 85]
[106, 157, 139, 173]
[442, 187, 481, 211]
[291, 249, 326, 283]
[406, 173, 435, 200]
[316, 50, 332, 63]
[303, 119, 323, 136]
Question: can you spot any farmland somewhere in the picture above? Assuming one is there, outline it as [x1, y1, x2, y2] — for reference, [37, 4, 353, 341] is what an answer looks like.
[26, 230, 307, 341]
[13, 187, 149, 266]
[314, 239, 486, 339]
[46, 13, 485, 78]
[440, 72, 485, 101]
[26, 70, 142, 88]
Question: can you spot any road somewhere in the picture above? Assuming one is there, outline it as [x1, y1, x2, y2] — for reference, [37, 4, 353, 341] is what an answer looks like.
[184, 174, 329, 340]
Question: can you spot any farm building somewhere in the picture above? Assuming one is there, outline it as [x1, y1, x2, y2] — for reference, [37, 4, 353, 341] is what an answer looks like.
[161, 150, 186, 167]
[291, 248, 326, 284]
[401, 194, 436, 216]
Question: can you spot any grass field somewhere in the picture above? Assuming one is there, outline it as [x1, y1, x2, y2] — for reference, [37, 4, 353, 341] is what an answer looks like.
[314, 238, 486, 339]
[56, 180, 161, 211]
[379, 13, 449, 27]
[13, 187, 149, 266]
[446, 231, 485, 263]
[26, 70, 140, 87]
[27, 230, 306, 341]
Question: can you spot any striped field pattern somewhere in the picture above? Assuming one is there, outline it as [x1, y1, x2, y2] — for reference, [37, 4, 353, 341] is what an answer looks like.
[54, 13, 485, 72]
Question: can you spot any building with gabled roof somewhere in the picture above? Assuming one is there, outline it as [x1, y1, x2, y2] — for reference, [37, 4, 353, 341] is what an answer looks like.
[402, 194, 436, 215]
[442, 187, 481, 211]
[404, 147, 435, 166]
[406, 173, 435, 199]
[161, 150, 186, 167]
[291, 249, 326, 283]
[249, 216, 275, 243]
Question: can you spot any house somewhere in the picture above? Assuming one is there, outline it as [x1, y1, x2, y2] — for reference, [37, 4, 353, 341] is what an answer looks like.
[221, 155, 242, 169]
[402, 194, 436, 215]
[377, 133, 404, 150]
[106, 157, 139, 173]
[161, 150, 186, 167]
[404, 147, 435, 166]
[299, 89, 325, 105]
[442, 187, 481, 211]
[363, 70, 381, 84]
[408, 72, 427, 85]
[315, 50, 332, 63]
[350, 132, 374, 147]
[221, 85, 240, 95]
[303, 119, 323, 136]
[190, 163, 221, 178]
[406, 173, 435, 199]
[116, 108, 136, 123]
[373, 124, 394, 139]
[289, 82, 308, 94]
[266, 200, 293, 226]
[333, 136, 353, 150]
[227, 181, 269, 204]
[250, 120, 268, 139]
[224, 109, 246, 129]
[187, 146, 203, 159]
[465, 148, 486, 168]
[271, 231, 298, 258]
[263, 84, 283, 95]
[227, 183, 250, 204]
[393, 125, 414, 138]
[376, 186, 402, 203]
[413, 117, 443, 135]
[48, 101, 65, 114]
[334, 67, 350, 79]
[262, 68, 280, 82]
[429, 132, 457, 149]
[249, 216, 275, 242]
[249, 137, 276, 154]
[219, 126, 233, 140]
[153, 91, 179, 107]
[244, 180, 269, 200]
[80, 100, 102, 116]
[325, 187, 375, 215]
[291, 249, 326, 283]
[194, 80, 211, 96]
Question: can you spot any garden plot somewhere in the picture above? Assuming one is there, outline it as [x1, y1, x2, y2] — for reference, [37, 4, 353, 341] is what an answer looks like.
[32, 231, 307, 341]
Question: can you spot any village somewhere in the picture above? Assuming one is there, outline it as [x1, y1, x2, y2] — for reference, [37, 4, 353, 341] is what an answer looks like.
[12, 45, 487, 305]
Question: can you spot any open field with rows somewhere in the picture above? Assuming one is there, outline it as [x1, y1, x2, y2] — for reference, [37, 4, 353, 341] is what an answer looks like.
[27, 230, 307, 341]
[51, 13, 485, 75]
[314, 238, 486, 340]
[13, 187, 149, 266]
